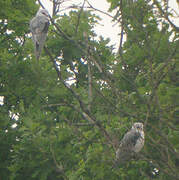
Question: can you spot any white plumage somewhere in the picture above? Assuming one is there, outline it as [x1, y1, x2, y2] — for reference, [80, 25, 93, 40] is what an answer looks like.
[115, 122, 144, 163]
[30, 9, 50, 60]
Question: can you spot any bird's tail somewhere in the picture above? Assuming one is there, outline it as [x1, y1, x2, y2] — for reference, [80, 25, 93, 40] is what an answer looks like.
[35, 42, 40, 60]
[34, 33, 47, 60]
[114, 148, 133, 166]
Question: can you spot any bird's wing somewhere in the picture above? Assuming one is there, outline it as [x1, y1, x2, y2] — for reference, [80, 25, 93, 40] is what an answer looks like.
[120, 129, 141, 151]
[30, 16, 49, 60]
[115, 129, 141, 163]
[30, 16, 49, 43]
[30, 15, 49, 31]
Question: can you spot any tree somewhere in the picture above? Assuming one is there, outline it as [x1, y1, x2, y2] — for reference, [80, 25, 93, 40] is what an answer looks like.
[0, 0, 178, 179]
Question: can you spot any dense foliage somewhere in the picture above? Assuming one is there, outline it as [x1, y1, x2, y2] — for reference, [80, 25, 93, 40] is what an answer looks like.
[0, 0, 179, 179]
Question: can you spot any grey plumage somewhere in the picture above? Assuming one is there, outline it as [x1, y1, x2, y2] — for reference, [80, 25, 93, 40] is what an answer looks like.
[30, 9, 49, 60]
[115, 122, 144, 164]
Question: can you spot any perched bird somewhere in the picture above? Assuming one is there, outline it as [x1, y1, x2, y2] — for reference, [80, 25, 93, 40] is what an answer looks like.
[30, 9, 50, 60]
[115, 122, 144, 164]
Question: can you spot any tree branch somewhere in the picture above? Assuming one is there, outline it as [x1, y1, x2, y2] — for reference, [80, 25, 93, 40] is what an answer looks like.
[75, 0, 86, 35]
[84, 32, 93, 111]
[44, 46, 115, 150]
[153, 0, 179, 32]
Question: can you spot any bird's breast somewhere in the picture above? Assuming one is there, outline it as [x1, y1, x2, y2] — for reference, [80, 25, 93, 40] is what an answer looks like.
[133, 132, 144, 153]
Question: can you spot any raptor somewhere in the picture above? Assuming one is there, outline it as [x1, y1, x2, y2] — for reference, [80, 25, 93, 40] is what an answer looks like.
[30, 9, 50, 60]
[115, 122, 145, 164]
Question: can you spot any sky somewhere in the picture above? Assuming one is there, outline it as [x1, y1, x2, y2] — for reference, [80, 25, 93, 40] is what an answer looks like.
[40, 0, 120, 50]
[40, 0, 179, 50]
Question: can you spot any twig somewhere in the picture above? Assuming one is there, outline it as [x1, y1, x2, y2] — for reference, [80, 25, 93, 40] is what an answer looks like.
[44, 46, 115, 150]
[37, 0, 45, 9]
[50, 142, 64, 173]
[153, 0, 179, 32]
[72, 123, 95, 126]
[84, 32, 93, 111]
[117, 25, 124, 55]
[117, 0, 124, 56]
[75, 0, 86, 35]
[86, 0, 117, 20]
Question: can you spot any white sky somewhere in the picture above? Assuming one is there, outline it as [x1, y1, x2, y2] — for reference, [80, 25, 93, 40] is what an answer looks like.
[40, 0, 120, 50]
[0, 96, 4, 105]
[40, 0, 179, 50]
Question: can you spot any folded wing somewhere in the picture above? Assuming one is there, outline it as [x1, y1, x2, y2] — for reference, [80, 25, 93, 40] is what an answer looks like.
[30, 10, 49, 60]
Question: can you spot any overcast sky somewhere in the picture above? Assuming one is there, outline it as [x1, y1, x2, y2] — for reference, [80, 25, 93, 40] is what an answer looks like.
[40, 0, 178, 50]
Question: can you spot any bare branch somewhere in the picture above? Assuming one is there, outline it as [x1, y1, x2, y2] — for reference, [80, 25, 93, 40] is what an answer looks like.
[50, 142, 64, 173]
[44, 46, 115, 150]
[72, 123, 95, 126]
[37, 0, 45, 9]
[153, 0, 179, 32]
[117, 25, 124, 55]
[84, 32, 93, 111]
[75, 0, 86, 35]
[117, 0, 124, 56]
[86, 0, 117, 20]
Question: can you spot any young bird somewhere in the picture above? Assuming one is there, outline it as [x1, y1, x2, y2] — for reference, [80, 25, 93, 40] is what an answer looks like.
[30, 9, 50, 60]
[115, 122, 144, 164]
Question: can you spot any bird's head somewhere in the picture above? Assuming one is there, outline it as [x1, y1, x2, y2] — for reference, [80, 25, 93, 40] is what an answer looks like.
[132, 122, 143, 132]
[37, 9, 49, 17]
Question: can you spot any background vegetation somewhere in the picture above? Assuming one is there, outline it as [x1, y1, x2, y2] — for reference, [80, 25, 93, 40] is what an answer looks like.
[0, 0, 179, 179]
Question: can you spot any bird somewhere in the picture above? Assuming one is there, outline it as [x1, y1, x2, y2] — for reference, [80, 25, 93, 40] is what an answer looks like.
[115, 122, 144, 164]
[30, 9, 50, 60]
